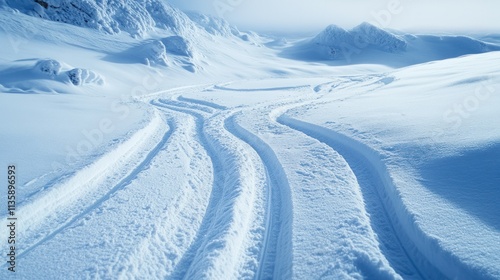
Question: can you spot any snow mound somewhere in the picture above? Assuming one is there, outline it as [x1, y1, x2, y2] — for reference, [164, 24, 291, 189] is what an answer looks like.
[141, 40, 168, 66]
[103, 39, 169, 67]
[162, 36, 194, 57]
[311, 22, 407, 59]
[0, 58, 103, 93]
[35, 59, 62, 77]
[67, 68, 103, 86]
[3, 0, 193, 37]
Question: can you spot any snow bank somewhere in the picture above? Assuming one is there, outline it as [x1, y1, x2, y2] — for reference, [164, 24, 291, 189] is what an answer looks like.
[141, 40, 168, 66]
[35, 59, 103, 86]
[35, 59, 61, 77]
[67, 68, 103, 86]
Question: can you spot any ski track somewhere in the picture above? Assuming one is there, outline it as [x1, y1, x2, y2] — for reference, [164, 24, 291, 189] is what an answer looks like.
[214, 85, 311, 92]
[150, 100, 231, 279]
[0, 110, 169, 264]
[15, 114, 174, 261]
[177, 95, 228, 110]
[277, 114, 448, 279]
[114, 110, 214, 279]
[6, 80, 482, 279]
[155, 96, 293, 279]
[153, 98, 268, 279]
[224, 114, 293, 280]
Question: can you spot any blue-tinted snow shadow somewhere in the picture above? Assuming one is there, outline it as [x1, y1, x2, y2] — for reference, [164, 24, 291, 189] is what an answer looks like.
[101, 44, 147, 64]
[0, 66, 70, 94]
[418, 143, 500, 230]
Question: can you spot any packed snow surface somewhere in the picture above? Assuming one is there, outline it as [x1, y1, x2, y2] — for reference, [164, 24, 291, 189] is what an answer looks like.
[0, 1, 499, 279]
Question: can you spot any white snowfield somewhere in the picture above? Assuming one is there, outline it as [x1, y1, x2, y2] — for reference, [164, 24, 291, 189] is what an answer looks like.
[1, 1, 500, 279]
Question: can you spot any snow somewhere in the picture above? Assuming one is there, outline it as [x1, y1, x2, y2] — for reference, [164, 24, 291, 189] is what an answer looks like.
[163, 35, 194, 57]
[186, 11, 240, 38]
[1, 1, 500, 279]
[4, 0, 193, 37]
[283, 22, 500, 67]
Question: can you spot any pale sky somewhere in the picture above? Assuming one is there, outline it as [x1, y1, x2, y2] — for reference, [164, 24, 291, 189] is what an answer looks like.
[168, 0, 500, 33]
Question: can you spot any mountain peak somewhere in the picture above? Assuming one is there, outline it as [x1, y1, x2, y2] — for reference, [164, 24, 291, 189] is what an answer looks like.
[312, 22, 407, 56]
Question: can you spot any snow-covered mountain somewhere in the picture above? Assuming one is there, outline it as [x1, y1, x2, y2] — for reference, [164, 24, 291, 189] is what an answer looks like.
[1, 0, 249, 40]
[0, 0, 263, 90]
[312, 22, 407, 57]
[282, 22, 500, 66]
[3, 0, 195, 36]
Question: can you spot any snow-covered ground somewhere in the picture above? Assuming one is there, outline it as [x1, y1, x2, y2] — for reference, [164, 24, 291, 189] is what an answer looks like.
[0, 1, 499, 279]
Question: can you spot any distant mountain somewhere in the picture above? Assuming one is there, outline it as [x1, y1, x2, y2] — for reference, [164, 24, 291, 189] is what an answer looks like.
[311, 22, 407, 59]
[350, 22, 407, 52]
[281, 22, 500, 66]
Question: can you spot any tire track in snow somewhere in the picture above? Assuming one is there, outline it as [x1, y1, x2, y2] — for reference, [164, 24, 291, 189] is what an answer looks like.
[165, 96, 293, 279]
[159, 97, 214, 113]
[107, 110, 214, 279]
[177, 95, 228, 110]
[150, 100, 228, 279]
[234, 101, 401, 279]
[153, 99, 267, 279]
[225, 114, 293, 280]
[277, 115, 446, 280]
[11, 111, 174, 261]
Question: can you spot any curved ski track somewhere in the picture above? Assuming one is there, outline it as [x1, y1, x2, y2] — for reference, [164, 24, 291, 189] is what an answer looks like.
[157, 86, 445, 279]
[1, 111, 172, 264]
[4, 81, 466, 279]
[152, 96, 291, 279]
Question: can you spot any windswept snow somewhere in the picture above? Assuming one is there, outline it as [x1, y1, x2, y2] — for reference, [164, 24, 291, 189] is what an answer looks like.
[1, 2, 500, 280]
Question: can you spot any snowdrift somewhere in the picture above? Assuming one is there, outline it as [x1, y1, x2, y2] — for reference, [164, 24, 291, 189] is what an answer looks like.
[0, 58, 103, 93]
